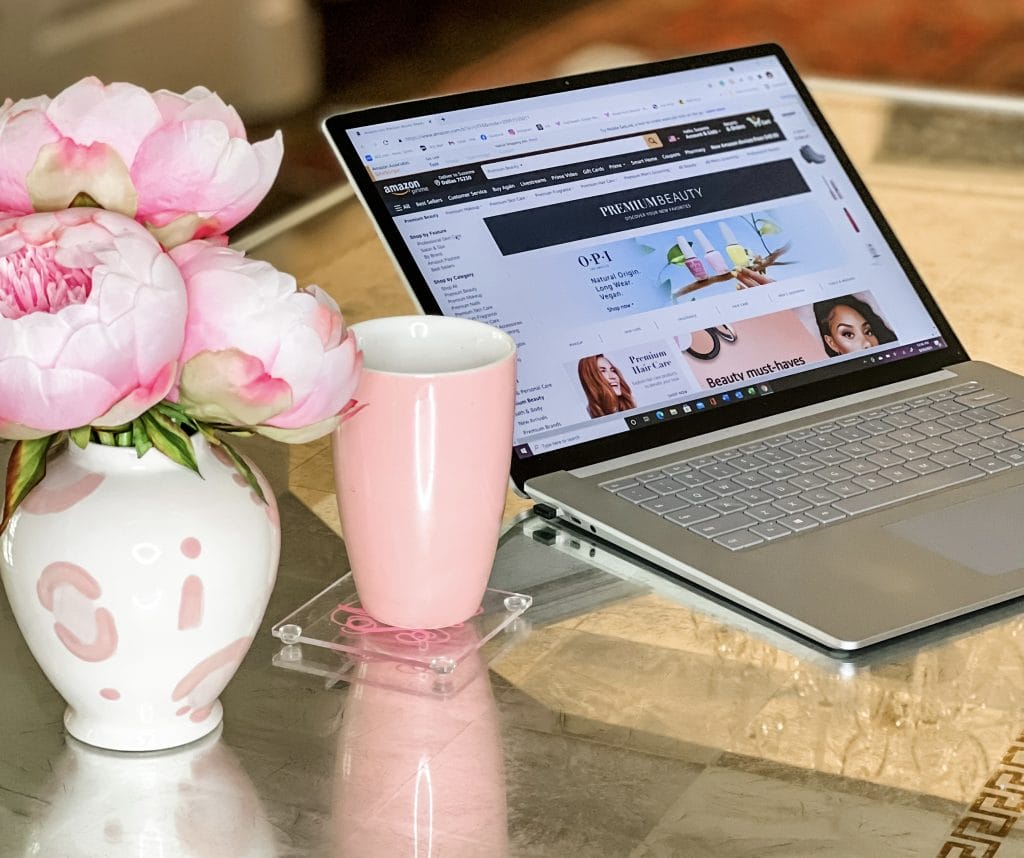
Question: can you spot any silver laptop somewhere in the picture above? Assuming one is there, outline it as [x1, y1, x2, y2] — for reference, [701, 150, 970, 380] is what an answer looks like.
[323, 43, 1024, 651]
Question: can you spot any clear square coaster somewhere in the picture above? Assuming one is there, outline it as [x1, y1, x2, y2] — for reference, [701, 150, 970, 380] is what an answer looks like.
[271, 573, 532, 696]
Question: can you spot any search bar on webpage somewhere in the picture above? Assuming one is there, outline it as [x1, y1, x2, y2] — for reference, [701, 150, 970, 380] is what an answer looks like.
[480, 134, 663, 179]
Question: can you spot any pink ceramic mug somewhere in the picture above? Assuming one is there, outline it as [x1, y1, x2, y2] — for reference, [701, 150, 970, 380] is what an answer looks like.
[332, 315, 517, 629]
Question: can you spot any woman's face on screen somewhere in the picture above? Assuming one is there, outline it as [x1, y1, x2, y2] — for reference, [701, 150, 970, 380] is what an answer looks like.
[825, 305, 880, 354]
[596, 356, 622, 394]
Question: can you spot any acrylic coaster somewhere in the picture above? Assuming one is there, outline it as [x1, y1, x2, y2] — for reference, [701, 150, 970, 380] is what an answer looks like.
[271, 573, 532, 696]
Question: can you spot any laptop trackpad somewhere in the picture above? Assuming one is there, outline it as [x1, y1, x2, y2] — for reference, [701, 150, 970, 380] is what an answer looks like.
[886, 484, 1024, 576]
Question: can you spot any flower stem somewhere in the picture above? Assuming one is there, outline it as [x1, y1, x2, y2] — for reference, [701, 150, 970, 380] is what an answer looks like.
[93, 426, 134, 447]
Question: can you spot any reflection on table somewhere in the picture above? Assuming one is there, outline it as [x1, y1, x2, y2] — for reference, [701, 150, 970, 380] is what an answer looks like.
[27, 728, 274, 857]
[333, 651, 508, 856]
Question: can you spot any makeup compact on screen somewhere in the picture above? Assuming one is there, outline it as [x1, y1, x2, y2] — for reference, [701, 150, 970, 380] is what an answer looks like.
[323, 43, 1024, 652]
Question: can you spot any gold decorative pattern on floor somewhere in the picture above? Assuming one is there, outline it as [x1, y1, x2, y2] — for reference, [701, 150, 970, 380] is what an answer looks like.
[939, 728, 1024, 857]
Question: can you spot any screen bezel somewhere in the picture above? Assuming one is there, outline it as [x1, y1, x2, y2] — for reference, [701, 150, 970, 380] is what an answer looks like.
[322, 42, 968, 492]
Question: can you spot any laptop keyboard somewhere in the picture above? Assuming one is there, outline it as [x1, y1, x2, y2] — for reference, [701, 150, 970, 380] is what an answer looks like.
[601, 381, 1024, 551]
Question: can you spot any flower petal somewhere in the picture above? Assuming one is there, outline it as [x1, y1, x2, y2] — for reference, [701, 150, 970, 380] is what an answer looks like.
[256, 414, 341, 444]
[26, 139, 137, 215]
[266, 332, 362, 429]
[0, 209, 186, 434]
[92, 360, 177, 427]
[133, 124, 282, 239]
[45, 77, 161, 162]
[0, 356, 121, 432]
[177, 349, 293, 426]
[152, 87, 246, 138]
[0, 419, 53, 440]
[0, 103, 61, 212]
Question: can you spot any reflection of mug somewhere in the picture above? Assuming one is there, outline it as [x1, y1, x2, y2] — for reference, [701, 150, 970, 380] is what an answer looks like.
[29, 729, 274, 857]
[332, 316, 517, 629]
[333, 651, 509, 856]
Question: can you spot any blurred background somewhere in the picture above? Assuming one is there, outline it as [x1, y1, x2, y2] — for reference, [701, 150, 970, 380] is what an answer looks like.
[3, 0, 1024, 230]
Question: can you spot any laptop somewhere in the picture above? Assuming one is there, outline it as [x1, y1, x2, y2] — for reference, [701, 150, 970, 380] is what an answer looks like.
[322, 43, 1024, 652]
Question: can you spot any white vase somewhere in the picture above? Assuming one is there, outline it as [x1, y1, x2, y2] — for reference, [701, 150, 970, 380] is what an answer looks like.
[0, 435, 280, 751]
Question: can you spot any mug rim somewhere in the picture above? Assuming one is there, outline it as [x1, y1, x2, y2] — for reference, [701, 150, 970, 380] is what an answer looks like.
[351, 315, 516, 377]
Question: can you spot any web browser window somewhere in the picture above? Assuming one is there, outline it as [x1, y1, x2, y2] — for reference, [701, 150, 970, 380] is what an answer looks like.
[342, 54, 946, 458]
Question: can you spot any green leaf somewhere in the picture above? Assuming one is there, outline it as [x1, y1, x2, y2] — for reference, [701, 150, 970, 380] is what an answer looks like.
[131, 418, 154, 459]
[69, 425, 91, 449]
[153, 401, 198, 431]
[1, 435, 56, 535]
[140, 411, 201, 476]
[666, 244, 686, 266]
[213, 426, 255, 438]
[209, 433, 267, 504]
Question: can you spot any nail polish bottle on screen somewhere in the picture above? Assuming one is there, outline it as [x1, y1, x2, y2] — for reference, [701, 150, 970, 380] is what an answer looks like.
[719, 222, 750, 267]
[676, 235, 708, 280]
[694, 228, 729, 275]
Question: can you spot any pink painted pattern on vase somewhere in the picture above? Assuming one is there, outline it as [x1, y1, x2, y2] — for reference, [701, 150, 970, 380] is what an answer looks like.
[178, 575, 204, 630]
[333, 317, 516, 629]
[209, 444, 235, 469]
[21, 468, 104, 514]
[37, 561, 118, 662]
[172, 637, 253, 723]
[180, 537, 202, 559]
[37, 560, 101, 607]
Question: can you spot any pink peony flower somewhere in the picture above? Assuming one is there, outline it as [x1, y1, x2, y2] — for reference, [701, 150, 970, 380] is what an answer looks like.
[169, 241, 361, 443]
[0, 77, 283, 248]
[0, 208, 187, 438]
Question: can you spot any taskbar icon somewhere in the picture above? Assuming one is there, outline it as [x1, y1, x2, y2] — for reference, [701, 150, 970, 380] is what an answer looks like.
[625, 382, 773, 429]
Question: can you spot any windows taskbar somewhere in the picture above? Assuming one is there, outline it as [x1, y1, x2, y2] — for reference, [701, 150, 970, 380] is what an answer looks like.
[623, 336, 948, 430]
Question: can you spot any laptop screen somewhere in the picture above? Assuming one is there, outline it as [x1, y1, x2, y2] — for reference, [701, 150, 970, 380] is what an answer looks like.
[324, 44, 963, 481]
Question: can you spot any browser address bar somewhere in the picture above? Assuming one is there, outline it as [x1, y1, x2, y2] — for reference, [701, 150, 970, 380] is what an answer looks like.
[480, 134, 662, 179]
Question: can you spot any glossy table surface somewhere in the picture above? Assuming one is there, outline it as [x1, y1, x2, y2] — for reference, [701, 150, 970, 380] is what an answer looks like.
[4, 80, 1024, 857]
